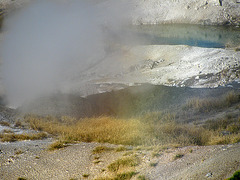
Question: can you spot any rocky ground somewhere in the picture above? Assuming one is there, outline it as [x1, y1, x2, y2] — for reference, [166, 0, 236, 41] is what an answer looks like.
[131, 0, 240, 26]
[0, 133, 240, 180]
[1, 0, 240, 26]
[82, 45, 240, 89]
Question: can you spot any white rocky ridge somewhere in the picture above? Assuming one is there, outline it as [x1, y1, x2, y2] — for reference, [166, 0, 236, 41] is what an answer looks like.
[1, 0, 240, 26]
[72, 45, 240, 93]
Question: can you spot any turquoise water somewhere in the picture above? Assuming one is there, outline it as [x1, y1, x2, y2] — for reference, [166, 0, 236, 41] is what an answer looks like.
[132, 24, 240, 48]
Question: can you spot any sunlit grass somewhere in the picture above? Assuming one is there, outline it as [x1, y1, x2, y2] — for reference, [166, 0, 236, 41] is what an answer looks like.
[95, 171, 137, 180]
[25, 115, 148, 145]
[48, 140, 68, 151]
[23, 90, 240, 147]
[107, 155, 140, 172]
[0, 132, 48, 142]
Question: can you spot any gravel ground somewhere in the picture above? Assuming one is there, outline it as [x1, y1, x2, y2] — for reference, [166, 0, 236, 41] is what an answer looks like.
[0, 139, 240, 180]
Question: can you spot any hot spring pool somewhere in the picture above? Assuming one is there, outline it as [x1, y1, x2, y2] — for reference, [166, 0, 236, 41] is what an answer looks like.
[131, 24, 240, 48]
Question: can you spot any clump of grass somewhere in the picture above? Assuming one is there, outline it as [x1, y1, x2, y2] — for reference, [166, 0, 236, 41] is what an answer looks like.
[48, 141, 67, 151]
[174, 154, 184, 160]
[82, 174, 90, 178]
[93, 160, 101, 164]
[114, 171, 137, 180]
[0, 121, 10, 127]
[115, 145, 128, 152]
[207, 133, 240, 145]
[92, 146, 114, 154]
[137, 175, 147, 180]
[94, 156, 100, 160]
[96, 171, 137, 180]
[0, 132, 48, 142]
[149, 162, 158, 167]
[2, 129, 13, 133]
[108, 155, 139, 172]
[14, 121, 22, 127]
[151, 151, 162, 158]
[15, 150, 23, 155]
[204, 114, 240, 134]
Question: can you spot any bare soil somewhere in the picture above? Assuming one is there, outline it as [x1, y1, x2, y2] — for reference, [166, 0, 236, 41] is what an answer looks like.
[0, 138, 240, 180]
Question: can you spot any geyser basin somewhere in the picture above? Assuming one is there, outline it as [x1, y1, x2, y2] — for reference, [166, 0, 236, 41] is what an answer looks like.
[132, 24, 240, 48]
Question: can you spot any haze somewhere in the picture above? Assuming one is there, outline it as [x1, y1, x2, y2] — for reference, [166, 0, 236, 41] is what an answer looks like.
[0, 0, 136, 107]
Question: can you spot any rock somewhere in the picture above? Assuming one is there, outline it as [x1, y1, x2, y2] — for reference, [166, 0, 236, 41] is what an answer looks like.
[206, 172, 213, 177]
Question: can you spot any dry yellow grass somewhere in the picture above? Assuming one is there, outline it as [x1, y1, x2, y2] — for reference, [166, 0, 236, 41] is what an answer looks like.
[107, 155, 140, 176]
[25, 115, 148, 145]
[48, 140, 68, 151]
[184, 91, 240, 112]
[0, 132, 48, 142]
[24, 112, 240, 147]
[0, 121, 10, 126]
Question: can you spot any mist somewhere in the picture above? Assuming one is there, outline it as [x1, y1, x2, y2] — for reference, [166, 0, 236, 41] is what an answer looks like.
[0, 0, 136, 107]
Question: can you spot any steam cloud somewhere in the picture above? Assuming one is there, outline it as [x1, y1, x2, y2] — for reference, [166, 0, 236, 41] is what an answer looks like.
[0, 0, 135, 107]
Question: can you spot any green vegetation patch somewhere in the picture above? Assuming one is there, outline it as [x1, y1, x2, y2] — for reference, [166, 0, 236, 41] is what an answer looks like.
[227, 170, 240, 180]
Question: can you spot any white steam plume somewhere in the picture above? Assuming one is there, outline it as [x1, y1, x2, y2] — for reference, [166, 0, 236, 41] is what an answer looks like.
[0, 0, 134, 107]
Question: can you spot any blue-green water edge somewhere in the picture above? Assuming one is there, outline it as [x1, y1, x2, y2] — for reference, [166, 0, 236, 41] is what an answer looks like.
[131, 24, 240, 48]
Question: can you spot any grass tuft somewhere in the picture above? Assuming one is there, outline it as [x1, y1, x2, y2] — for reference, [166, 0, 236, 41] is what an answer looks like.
[0, 121, 10, 126]
[150, 162, 158, 167]
[137, 175, 147, 180]
[174, 154, 184, 160]
[115, 145, 128, 152]
[114, 171, 137, 180]
[15, 150, 23, 155]
[108, 155, 139, 172]
[95, 171, 137, 180]
[14, 121, 23, 127]
[0, 132, 48, 142]
[48, 141, 67, 151]
[82, 174, 90, 178]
